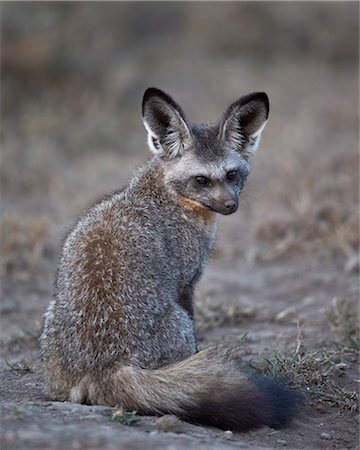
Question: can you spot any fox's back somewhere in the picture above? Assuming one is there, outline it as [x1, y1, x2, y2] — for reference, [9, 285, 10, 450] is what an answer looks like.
[42, 163, 215, 379]
[58, 162, 216, 302]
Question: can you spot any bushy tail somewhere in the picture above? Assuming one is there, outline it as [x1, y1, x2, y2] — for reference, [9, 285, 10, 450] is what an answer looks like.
[72, 346, 300, 432]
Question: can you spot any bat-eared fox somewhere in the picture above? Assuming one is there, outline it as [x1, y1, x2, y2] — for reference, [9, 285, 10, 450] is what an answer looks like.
[41, 88, 300, 431]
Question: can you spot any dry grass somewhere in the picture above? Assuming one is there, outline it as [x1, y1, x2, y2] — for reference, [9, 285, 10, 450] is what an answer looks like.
[255, 151, 359, 261]
[263, 346, 358, 413]
[326, 297, 360, 350]
[0, 215, 50, 281]
[4, 359, 32, 373]
[195, 297, 257, 334]
[260, 321, 359, 413]
[111, 410, 142, 426]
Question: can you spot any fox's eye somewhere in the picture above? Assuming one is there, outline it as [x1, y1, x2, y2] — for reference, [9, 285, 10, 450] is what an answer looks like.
[195, 176, 211, 186]
[226, 170, 238, 181]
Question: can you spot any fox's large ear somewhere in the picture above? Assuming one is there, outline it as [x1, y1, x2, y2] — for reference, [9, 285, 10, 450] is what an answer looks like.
[219, 92, 269, 156]
[142, 88, 192, 158]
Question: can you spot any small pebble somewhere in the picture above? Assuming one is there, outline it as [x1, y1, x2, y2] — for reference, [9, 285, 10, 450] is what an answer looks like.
[335, 362, 348, 370]
[344, 254, 359, 273]
[156, 415, 186, 433]
[276, 439, 288, 446]
[334, 362, 348, 377]
[222, 430, 235, 441]
[320, 432, 332, 440]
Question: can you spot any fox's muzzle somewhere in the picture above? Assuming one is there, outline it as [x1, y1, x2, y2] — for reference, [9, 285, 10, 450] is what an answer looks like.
[208, 185, 239, 215]
[210, 199, 238, 215]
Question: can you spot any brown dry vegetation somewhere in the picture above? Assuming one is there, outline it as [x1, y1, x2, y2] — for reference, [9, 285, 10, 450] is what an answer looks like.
[1, 3, 359, 450]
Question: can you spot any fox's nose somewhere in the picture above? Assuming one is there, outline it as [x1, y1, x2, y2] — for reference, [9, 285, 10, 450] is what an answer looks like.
[224, 200, 236, 210]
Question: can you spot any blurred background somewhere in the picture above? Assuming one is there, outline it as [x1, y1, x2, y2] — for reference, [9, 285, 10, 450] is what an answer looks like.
[1, 3, 359, 448]
[1, 1, 359, 341]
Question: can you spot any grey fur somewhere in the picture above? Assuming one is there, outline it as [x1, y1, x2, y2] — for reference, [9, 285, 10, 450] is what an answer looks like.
[40, 88, 282, 432]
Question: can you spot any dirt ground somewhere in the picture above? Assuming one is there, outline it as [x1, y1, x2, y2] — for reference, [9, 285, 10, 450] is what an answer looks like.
[1, 3, 359, 449]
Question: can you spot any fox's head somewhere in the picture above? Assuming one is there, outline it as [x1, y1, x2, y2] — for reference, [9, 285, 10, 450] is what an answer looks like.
[142, 88, 269, 215]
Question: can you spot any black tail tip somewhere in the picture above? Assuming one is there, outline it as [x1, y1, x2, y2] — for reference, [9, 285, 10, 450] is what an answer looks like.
[253, 375, 304, 429]
[178, 374, 303, 433]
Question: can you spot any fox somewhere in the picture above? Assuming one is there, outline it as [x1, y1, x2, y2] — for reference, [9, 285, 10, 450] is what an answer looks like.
[40, 87, 299, 432]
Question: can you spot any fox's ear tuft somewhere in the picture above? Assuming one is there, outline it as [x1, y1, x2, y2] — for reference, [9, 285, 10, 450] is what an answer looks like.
[220, 92, 269, 156]
[142, 88, 192, 158]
